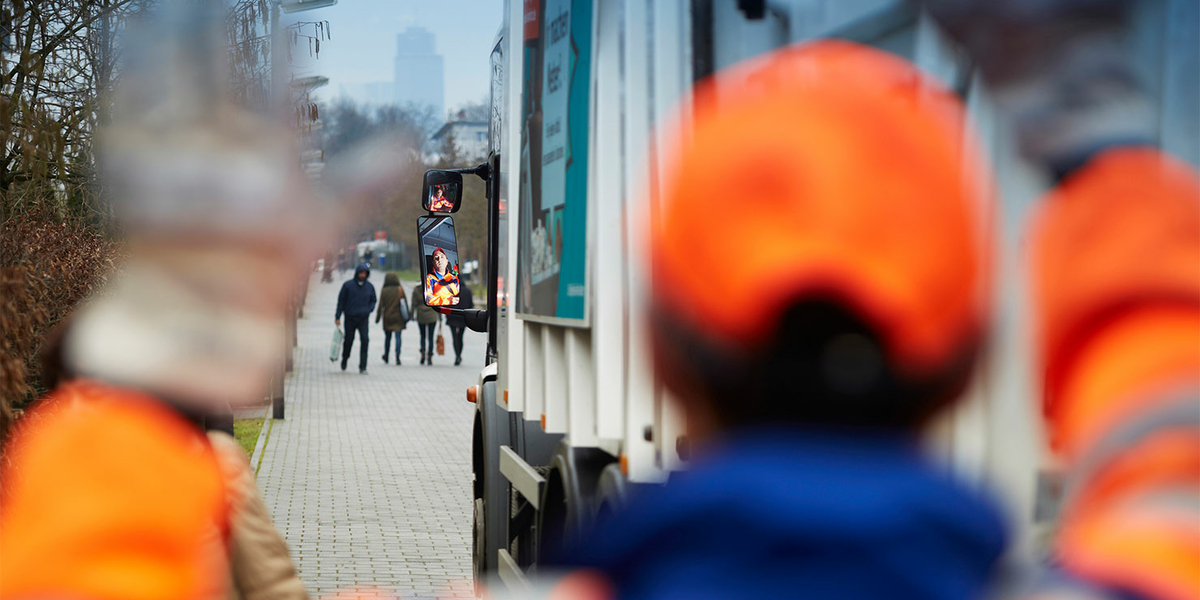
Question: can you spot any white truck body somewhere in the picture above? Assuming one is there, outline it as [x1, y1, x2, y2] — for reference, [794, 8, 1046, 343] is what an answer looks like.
[467, 0, 1199, 591]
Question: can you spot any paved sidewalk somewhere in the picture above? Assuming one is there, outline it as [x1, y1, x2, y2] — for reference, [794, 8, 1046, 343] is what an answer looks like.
[258, 269, 485, 599]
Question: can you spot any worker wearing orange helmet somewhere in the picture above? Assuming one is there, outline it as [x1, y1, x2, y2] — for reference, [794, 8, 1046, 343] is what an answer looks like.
[547, 40, 1006, 600]
[0, 3, 314, 598]
[921, 2, 1200, 599]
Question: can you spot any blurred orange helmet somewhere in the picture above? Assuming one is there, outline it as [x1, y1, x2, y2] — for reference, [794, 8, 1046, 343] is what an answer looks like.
[651, 40, 989, 381]
[1031, 147, 1200, 600]
[1030, 147, 1200, 455]
[0, 380, 229, 600]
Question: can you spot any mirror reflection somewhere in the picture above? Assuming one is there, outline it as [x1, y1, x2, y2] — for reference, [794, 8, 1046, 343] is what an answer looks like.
[417, 215, 462, 306]
[428, 182, 460, 212]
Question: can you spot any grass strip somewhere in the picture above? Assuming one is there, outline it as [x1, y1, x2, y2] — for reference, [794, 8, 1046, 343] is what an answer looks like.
[253, 413, 275, 479]
[233, 418, 264, 456]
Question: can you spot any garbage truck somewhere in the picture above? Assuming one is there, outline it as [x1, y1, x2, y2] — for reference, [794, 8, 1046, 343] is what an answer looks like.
[414, 0, 1200, 594]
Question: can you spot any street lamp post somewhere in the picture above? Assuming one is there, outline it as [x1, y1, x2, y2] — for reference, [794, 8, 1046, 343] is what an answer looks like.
[267, 0, 335, 420]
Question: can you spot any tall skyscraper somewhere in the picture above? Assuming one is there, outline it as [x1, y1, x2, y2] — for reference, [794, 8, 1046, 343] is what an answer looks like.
[394, 26, 445, 122]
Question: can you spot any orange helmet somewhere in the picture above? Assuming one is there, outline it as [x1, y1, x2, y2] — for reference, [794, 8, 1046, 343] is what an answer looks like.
[0, 380, 229, 600]
[651, 40, 990, 382]
[1030, 147, 1200, 600]
[1030, 147, 1200, 455]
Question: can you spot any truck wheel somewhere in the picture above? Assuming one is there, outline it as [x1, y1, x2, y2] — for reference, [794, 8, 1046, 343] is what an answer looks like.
[473, 497, 486, 597]
[476, 380, 510, 591]
[593, 463, 629, 525]
[537, 443, 615, 563]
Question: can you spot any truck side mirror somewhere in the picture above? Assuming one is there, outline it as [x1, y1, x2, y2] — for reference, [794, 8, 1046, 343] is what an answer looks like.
[423, 170, 464, 213]
[417, 214, 489, 332]
[417, 215, 463, 307]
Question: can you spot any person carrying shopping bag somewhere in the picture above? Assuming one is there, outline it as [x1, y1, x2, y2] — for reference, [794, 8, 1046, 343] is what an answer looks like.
[375, 273, 409, 365]
[411, 282, 440, 366]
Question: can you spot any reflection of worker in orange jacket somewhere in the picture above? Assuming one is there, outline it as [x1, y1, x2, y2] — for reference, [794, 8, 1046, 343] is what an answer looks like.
[425, 247, 460, 306]
[919, 2, 1200, 599]
[430, 186, 453, 212]
[544, 41, 1006, 600]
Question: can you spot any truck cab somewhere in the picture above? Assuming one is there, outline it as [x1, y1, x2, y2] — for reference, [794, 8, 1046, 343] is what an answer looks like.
[423, 0, 1200, 595]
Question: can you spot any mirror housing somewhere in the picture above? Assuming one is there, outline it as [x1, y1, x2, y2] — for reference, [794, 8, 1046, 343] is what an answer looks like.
[423, 170, 464, 213]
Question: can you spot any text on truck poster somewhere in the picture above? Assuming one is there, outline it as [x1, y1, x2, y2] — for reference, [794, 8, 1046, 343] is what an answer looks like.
[517, 0, 591, 322]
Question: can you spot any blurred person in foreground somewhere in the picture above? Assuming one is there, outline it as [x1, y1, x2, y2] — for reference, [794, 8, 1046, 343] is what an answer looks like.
[0, 3, 314, 599]
[536, 40, 1005, 600]
[335, 263, 377, 374]
[921, 2, 1200, 599]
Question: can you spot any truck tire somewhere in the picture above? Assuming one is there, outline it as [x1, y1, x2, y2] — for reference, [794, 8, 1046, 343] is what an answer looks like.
[593, 462, 630, 525]
[476, 379, 510, 589]
[537, 442, 615, 563]
[473, 497, 486, 597]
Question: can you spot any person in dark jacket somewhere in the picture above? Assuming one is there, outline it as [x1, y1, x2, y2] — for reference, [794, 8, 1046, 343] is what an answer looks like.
[375, 272, 408, 365]
[335, 263, 377, 373]
[410, 282, 440, 365]
[444, 283, 473, 366]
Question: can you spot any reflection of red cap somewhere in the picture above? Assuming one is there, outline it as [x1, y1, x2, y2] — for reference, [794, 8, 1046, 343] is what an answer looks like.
[433, 247, 447, 259]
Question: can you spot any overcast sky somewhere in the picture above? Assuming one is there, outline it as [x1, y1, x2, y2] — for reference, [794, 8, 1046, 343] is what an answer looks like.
[282, 0, 503, 112]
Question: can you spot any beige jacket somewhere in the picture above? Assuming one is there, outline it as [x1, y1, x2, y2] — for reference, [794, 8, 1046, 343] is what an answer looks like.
[208, 431, 309, 600]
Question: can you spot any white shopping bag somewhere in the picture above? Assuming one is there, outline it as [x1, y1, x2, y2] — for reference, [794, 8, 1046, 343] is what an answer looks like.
[329, 326, 343, 362]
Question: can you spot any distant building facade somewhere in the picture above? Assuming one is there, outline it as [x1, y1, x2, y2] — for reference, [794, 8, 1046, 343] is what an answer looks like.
[394, 26, 444, 122]
[429, 115, 489, 163]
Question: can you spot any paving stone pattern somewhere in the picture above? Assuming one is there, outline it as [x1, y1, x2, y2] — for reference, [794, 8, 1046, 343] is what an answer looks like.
[258, 270, 485, 599]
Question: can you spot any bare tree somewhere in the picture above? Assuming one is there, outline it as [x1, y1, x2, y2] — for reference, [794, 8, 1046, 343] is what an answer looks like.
[0, 0, 145, 221]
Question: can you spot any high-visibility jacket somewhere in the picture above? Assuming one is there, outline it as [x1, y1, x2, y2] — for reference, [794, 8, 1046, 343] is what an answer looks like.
[0, 379, 230, 600]
[426, 271, 460, 307]
[1030, 147, 1200, 600]
[430, 196, 453, 212]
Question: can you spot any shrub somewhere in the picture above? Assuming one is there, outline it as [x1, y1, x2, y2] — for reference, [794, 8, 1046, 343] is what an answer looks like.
[1, 214, 118, 441]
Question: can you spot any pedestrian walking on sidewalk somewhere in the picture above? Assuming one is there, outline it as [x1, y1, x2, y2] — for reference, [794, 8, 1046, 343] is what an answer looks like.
[336, 263, 377, 374]
[445, 283, 473, 365]
[411, 282, 440, 365]
[375, 272, 408, 365]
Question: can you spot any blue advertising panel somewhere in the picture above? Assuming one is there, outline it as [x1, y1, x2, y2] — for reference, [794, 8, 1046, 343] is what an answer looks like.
[516, 0, 591, 322]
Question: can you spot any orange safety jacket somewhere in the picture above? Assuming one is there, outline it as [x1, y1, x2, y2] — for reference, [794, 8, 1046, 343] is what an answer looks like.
[1031, 147, 1200, 600]
[426, 270, 460, 306]
[0, 379, 230, 600]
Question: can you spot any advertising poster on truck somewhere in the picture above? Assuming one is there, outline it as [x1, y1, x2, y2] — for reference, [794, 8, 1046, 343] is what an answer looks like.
[516, 0, 592, 323]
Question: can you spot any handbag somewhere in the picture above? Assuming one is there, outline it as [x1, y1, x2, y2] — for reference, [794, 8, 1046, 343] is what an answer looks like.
[329, 326, 343, 362]
[398, 296, 410, 323]
[435, 321, 445, 356]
